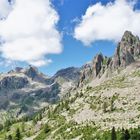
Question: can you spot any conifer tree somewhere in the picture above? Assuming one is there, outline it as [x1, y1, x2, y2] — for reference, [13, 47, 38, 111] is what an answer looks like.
[111, 127, 117, 140]
[15, 128, 21, 140]
[124, 129, 130, 140]
[0, 123, 3, 131]
[44, 124, 50, 133]
[111, 98, 114, 111]
[120, 128, 125, 140]
[8, 135, 12, 140]
[5, 120, 11, 131]
[21, 121, 25, 132]
[103, 102, 107, 113]
[38, 113, 42, 120]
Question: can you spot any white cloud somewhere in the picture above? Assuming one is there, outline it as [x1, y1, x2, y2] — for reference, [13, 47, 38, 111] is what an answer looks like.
[29, 59, 52, 67]
[74, 0, 140, 46]
[0, 0, 62, 67]
[0, 0, 12, 19]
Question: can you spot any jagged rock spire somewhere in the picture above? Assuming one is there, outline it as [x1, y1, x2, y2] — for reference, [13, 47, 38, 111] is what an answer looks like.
[111, 31, 140, 68]
[24, 65, 39, 80]
[93, 53, 104, 76]
[78, 31, 140, 87]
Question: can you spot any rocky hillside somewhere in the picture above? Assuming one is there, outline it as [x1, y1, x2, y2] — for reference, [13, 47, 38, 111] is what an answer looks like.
[0, 65, 80, 120]
[0, 31, 140, 140]
[78, 31, 140, 86]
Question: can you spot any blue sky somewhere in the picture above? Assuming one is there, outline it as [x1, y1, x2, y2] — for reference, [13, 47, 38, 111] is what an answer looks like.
[42, 0, 140, 75]
[42, 0, 116, 75]
[0, 0, 140, 76]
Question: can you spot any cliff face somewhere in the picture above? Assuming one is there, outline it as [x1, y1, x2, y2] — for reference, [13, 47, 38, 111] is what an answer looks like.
[0, 65, 81, 116]
[78, 31, 140, 86]
[0, 76, 29, 89]
[93, 53, 104, 76]
[111, 31, 140, 68]
[0, 31, 140, 118]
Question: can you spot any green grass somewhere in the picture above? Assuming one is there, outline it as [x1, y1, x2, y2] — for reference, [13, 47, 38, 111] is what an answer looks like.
[131, 70, 140, 77]
[87, 75, 129, 94]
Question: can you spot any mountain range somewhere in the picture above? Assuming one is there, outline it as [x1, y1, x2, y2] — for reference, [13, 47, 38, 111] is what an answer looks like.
[0, 31, 140, 140]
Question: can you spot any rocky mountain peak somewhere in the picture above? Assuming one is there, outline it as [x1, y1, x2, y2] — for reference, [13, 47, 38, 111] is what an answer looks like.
[93, 53, 104, 76]
[24, 65, 39, 80]
[15, 67, 23, 73]
[121, 30, 135, 42]
[53, 67, 81, 81]
[78, 31, 140, 87]
[111, 31, 140, 68]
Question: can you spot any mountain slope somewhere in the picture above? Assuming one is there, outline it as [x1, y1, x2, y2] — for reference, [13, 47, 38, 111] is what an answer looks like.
[0, 66, 81, 120]
[1, 59, 140, 140]
[0, 31, 140, 140]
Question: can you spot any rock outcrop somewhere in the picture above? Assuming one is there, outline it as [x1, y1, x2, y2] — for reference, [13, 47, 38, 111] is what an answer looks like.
[93, 53, 104, 76]
[0, 30, 140, 116]
[53, 67, 80, 81]
[22, 66, 48, 83]
[78, 62, 93, 86]
[0, 76, 29, 89]
[24, 65, 40, 80]
[111, 31, 140, 68]
[78, 31, 140, 87]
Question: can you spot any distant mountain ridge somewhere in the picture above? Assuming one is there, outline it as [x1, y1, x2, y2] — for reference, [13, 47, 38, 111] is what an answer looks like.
[0, 31, 140, 119]
[1, 31, 140, 140]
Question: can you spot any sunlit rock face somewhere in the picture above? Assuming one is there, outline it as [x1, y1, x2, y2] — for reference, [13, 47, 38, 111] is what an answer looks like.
[78, 31, 140, 87]
[93, 53, 104, 76]
[111, 31, 140, 68]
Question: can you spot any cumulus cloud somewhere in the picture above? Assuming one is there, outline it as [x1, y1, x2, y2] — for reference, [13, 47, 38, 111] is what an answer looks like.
[0, 0, 12, 19]
[0, 0, 62, 67]
[74, 0, 140, 46]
